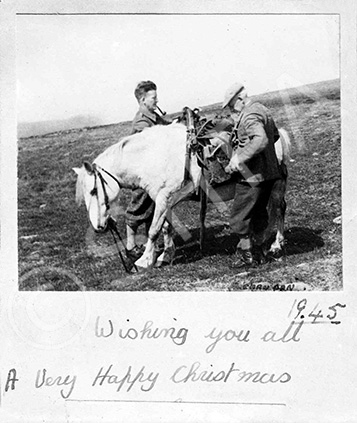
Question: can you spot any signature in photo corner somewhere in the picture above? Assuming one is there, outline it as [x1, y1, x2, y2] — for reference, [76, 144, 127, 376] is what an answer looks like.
[241, 281, 311, 291]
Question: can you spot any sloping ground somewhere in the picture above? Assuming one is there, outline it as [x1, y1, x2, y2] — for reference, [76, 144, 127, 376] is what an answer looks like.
[18, 79, 341, 291]
[18, 114, 104, 139]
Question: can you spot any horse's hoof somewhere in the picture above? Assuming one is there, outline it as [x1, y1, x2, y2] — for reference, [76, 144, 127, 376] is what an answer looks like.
[135, 254, 157, 271]
[154, 258, 174, 268]
[134, 258, 148, 270]
[134, 265, 149, 273]
[154, 248, 175, 268]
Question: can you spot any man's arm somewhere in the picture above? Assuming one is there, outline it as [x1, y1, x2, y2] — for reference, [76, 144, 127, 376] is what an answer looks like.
[225, 111, 268, 173]
[156, 113, 172, 126]
[131, 118, 151, 134]
[238, 112, 268, 163]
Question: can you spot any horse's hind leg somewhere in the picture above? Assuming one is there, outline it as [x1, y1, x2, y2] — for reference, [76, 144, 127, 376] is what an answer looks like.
[268, 177, 287, 259]
[270, 197, 286, 253]
[199, 185, 207, 251]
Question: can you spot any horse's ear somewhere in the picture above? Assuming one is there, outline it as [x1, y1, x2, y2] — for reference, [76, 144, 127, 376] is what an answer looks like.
[83, 161, 94, 175]
[72, 167, 82, 175]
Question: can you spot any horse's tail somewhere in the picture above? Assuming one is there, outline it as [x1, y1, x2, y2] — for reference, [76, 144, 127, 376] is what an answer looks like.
[278, 128, 292, 164]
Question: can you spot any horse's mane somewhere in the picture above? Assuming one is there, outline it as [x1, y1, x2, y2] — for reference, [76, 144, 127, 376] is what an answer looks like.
[75, 122, 185, 205]
[94, 122, 185, 164]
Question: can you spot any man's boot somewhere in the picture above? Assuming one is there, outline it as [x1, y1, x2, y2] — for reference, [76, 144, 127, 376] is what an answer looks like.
[232, 235, 255, 268]
[233, 248, 255, 268]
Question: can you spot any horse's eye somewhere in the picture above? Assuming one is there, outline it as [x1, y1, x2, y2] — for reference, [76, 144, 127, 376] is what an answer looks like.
[90, 187, 98, 196]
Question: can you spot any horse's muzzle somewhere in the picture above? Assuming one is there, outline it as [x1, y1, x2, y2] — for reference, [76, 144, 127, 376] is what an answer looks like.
[94, 219, 109, 233]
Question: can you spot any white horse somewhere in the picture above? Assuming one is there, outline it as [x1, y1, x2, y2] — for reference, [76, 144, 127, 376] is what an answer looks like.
[73, 122, 291, 269]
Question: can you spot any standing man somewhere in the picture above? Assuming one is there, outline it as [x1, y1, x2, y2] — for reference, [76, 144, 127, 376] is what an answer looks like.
[125, 80, 170, 261]
[222, 82, 282, 267]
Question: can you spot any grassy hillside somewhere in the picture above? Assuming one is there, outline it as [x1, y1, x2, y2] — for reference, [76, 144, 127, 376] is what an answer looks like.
[18, 79, 341, 291]
[18, 114, 104, 139]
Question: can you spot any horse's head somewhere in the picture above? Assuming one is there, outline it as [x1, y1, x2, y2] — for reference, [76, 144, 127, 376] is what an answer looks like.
[73, 161, 121, 233]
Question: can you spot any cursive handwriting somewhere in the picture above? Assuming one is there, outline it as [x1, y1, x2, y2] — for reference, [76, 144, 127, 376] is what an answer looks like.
[261, 320, 304, 342]
[35, 369, 76, 399]
[95, 317, 188, 345]
[171, 362, 291, 384]
[204, 328, 250, 353]
[92, 364, 159, 392]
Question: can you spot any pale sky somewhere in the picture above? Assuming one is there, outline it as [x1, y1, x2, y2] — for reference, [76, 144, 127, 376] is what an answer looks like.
[16, 14, 339, 124]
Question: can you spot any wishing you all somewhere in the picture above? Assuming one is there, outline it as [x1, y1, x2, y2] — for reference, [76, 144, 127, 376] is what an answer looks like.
[35, 363, 291, 399]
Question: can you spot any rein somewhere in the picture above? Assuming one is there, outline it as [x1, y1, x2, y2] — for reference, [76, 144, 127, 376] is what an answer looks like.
[90, 164, 137, 274]
[107, 217, 138, 273]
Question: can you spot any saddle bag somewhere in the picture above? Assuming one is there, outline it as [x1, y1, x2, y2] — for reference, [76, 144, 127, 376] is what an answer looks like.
[203, 145, 232, 186]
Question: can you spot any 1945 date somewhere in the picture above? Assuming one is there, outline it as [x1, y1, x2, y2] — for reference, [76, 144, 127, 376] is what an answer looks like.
[288, 299, 346, 324]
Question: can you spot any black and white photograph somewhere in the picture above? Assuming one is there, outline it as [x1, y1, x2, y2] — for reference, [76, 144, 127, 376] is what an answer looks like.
[1, 1, 356, 422]
[17, 12, 341, 291]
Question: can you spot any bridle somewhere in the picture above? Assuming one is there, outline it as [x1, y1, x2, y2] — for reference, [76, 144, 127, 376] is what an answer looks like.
[89, 163, 137, 273]
[90, 163, 122, 212]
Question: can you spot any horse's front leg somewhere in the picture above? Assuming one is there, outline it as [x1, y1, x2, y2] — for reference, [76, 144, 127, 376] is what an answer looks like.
[135, 194, 169, 270]
[155, 210, 176, 267]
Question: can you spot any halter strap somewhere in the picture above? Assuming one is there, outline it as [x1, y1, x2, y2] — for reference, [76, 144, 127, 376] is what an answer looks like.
[91, 163, 122, 211]
[96, 165, 122, 189]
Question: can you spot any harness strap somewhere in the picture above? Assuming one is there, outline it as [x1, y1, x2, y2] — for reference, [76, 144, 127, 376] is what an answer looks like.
[99, 166, 122, 188]
[108, 217, 138, 273]
[182, 107, 196, 187]
[97, 171, 110, 210]
[228, 110, 244, 146]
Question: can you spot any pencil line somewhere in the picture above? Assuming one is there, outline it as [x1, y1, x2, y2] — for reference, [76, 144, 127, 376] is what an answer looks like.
[65, 398, 286, 406]
[16, 13, 340, 16]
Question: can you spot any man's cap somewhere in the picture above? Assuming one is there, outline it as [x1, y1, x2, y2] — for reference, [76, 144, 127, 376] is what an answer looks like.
[222, 82, 245, 108]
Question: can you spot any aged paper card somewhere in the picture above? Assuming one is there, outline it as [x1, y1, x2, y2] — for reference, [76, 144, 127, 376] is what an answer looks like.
[1, 0, 356, 422]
